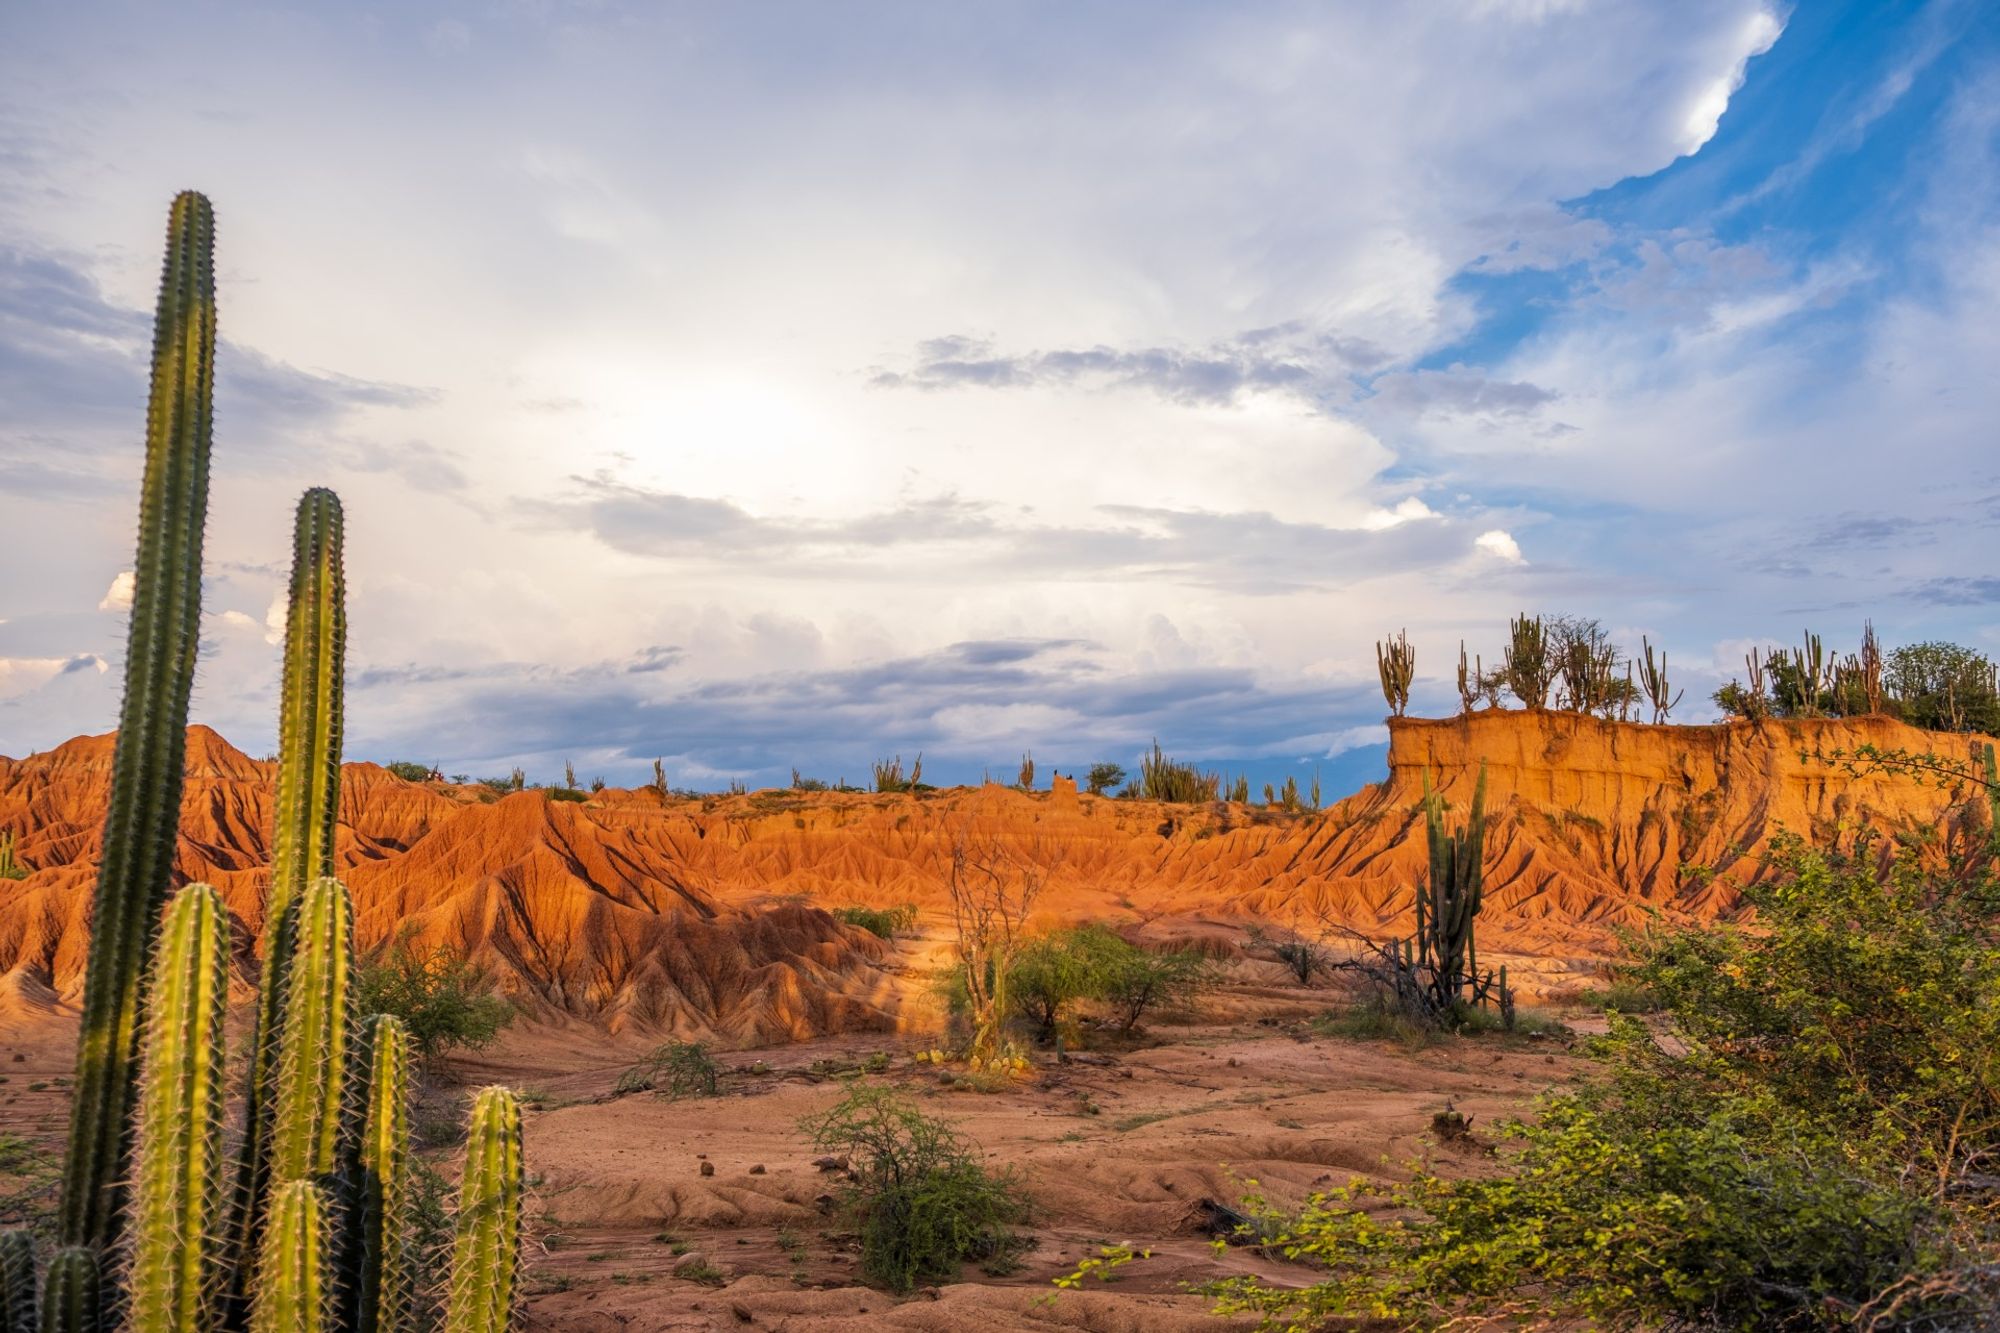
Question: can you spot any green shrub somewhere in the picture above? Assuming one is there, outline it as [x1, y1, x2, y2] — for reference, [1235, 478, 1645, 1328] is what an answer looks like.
[384, 760, 432, 782]
[615, 1041, 721, 1098]
[546, 786, 588, 803]
[1098, 944, 1211, 1032]
[1008, 925, 1127, 1041]
[1007, 925, 1210, 1039]
[799, 1086, 1026, 1293]
[1313, 997, 1441, 1051]
[834, 904, 919, 939]
[1210, 832, 2000, 1331]
[354, 928, 515, 1063]
[1084, 762, 1126, 796]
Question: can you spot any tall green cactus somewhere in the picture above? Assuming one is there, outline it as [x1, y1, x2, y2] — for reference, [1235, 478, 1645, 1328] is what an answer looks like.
[352, 1016, 414, 1333]
[37, 1249, 97, 1333]
[0, 1230, 33, 1333]
[60, 189, 216, 1257]
[249, 1183, 326, 1333]
[445, 1088, 523, 1333]
[234, 488, 346, 1275]
[270, 876, 356, 1187]
[128, 884, 230, 1333]
[1415, 763, 1487, 1014]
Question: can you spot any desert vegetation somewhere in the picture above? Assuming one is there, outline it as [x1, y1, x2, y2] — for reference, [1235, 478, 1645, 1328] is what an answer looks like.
[1213, 826, 2000, 1330]
[1385, 614, 1999, 735]
[0, 194, 522, 1332]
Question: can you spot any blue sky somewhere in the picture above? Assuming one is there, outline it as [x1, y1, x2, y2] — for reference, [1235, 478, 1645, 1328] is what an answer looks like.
[0, 0, 1996, 793]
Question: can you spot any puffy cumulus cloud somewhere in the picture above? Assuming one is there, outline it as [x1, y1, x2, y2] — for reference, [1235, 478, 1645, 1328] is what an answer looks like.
[1475, 530, 1525, 564]
[98, 571, 133, 612]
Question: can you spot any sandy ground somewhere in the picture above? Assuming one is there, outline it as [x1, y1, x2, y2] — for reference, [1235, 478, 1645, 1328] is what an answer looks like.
[0, 990, 1585, 1331]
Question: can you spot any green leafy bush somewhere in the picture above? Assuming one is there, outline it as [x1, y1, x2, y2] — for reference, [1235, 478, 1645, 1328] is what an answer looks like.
[1008, 925, 1211, 1040]
[1211, 832, 2000, 1331]
[354, 929, 515, 1063]
[1008, 925, 1127, 1041]
[833, 903, 919, 939]
[1097, 943, 1212, 1033]
[800, 1086, 1026, 1293]
[545, 786, 588, 803]
[1084, 762, 1126, 796]
[615, 1041, 720, 1098]
[384, 760, 433, 782]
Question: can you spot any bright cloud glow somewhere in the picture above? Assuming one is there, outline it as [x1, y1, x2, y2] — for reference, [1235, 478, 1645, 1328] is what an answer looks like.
[0, 2, 1991, 786]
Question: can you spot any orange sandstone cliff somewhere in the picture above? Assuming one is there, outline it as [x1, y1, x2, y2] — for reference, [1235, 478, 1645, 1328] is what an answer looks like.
[0, 712, 1986, 1040]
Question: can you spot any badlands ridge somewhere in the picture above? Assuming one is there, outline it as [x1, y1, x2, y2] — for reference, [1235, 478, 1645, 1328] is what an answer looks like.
[0, 711, 1988, 1043]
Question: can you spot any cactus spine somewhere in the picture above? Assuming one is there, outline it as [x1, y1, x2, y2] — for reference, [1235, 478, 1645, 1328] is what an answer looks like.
[353, 1016, 414, 1333]
[60, 189, 216, 1258]
[0, 1230, 33, 1333]
[37, 1249, 97, 1333]
[128, 883, 231, 1332]
[234, 489, 346, 1276]
[250, 1183, 327, 1333]
[270, 876, 357, 1187]
[445, 1088, 524, 1333]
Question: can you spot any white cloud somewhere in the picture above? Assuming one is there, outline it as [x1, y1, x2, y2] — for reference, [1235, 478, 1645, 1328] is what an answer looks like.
[262, 594, 288, 646]
[1474, 530, 1525, 563]
[98, 570, 133, 612]
[1676, 8, 1785, 156]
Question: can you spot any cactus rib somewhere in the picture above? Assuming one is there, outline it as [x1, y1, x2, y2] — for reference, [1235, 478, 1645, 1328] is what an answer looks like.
[352, 1016, 414, 1333]
[37, 1249, 97, 1333]
[445, 1087, 523, 1333]
[0, 1231, 34, 1333]
[248, 1182, 326, 1333]
[128, 884, 231, 1332]
[234, 488, 346, 1276]
[270, 876, 356, 1186]
[59, 189, 217, 1255]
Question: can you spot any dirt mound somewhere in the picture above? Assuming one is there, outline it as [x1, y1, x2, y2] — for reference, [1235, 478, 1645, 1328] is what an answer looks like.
[0, 713, 1985, 1032]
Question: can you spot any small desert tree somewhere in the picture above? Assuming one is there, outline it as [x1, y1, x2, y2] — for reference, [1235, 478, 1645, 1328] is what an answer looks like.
[941, 825, 1047, 1062]
[1084, 762, 1126, 796]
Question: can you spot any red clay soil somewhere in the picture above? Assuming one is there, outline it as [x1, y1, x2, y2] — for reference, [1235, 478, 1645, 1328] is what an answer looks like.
[0, 712, 1987, 1037]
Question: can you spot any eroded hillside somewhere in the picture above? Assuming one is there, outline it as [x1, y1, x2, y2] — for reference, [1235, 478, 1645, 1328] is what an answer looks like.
[0, 712, 1987, 1038]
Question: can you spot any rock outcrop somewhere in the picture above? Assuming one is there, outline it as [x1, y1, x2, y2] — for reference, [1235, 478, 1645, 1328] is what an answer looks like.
[0, 713, 1987, 1033]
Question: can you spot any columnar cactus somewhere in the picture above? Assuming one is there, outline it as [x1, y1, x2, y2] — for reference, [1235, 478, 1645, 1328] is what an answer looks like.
[352, 1016, 415, 1333]
[128, 884, 231, 1332]
[270, 876, 356, 1186]
[235, 488, 347, 1272]
[60, 189, 216, 1257]
[249, 1183, 327, 1333]
[0, 1230, 33, 1333]
[1376, 630, 1414, 718]
[37, 1249, 97, 1333]
[445, 1087, 524, 1333]
[1415, 764, 1487, 1012]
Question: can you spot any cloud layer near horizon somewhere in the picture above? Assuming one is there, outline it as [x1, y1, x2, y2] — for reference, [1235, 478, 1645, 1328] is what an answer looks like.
[1, 0, 1996, 789]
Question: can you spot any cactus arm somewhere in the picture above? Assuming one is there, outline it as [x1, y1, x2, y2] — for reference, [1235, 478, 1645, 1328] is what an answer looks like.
[128, 884, 230, 1332]
[351, 1016, 414, 1333]
[233, 489, 346, 1282]
[249, 1183, 327, 1333]
[0, 1230, 34, 1333]
[444, 1088, 523, 1333]
[36, 1249, 97, 1333]
[59, 190, 217, 1255]
[270, 877, 356, 1185]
